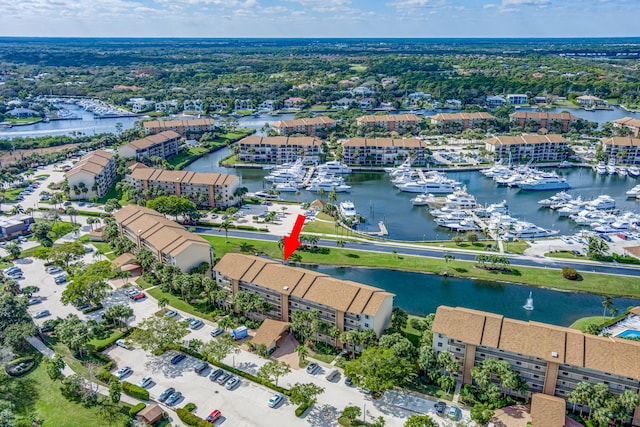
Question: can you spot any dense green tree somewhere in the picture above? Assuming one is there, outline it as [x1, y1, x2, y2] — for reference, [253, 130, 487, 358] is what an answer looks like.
[288, 382, 325, 406]
[55, 314, 93, 357]
[46, 354, 66, 382]
[200, 334, 240, 363]
[133, 316, 189, 354]
[108, 379, 121, 404]
[103, 304, 133, 330]
[390, 307, 408, 332]
[257, 360, 291, 387]
[404, 414, 438, 427]
[470, 403, 495, 426]
[378, 333, 417, 361]
[344, 346, 415, 393]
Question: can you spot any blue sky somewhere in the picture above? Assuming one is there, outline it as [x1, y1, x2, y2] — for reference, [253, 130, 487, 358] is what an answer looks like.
[1, 0, 638, 38]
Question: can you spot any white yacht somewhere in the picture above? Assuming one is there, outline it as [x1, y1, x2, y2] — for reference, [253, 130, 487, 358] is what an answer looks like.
[410, 194, 430, 206]
[317, 160, 352, 174]
[626, 185, 640, 198]
[606, 158, 617, 175]
[397, 180, 457, 194]
[274, 182, 300, 192]
[558, 160, 573, 168]
[628, 166, 640, 178]
[504, 222, 558, 239]
[595, 162, 607, 175]
[617, 167, 628, 177]
[538, 191, 573, 208]
[307, 179, 351, 192]
[476, 200, 509, 218]
[588, 195, 616, 210]
[339, 201, 357, 219]
[426, 187, 478, 209]
[519, 175, 570, 191]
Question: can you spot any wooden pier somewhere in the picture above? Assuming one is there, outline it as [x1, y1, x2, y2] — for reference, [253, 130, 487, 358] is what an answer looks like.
[301, 166, 315, 187]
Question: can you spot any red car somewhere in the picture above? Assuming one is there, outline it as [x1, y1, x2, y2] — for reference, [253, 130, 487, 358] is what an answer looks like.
[132, 292, 146, 300]
[206, 410, 221, 423]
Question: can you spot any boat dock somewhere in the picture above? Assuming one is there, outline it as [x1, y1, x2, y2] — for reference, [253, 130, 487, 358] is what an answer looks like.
[467, 211, 504, 253]
[364, 221, 388, 237]
[416, 169, 426, 181]
[301, 166, 315, 187]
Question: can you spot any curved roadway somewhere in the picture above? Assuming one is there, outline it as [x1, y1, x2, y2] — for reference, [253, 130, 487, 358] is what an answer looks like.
[197, 227, 640, 278]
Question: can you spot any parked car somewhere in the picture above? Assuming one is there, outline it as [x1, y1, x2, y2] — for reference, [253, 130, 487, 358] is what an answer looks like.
[216, 372, 231, 385]
[158, 387, 175, 402]
[306, 362, 319, 374]
[170, 353, 186, 365]
[124, 288, 141, 297]
[164, 310, 179, 318]
[194, 361, 209, 375]
[45, 266, 63, 274]
[115, 339, 130, 349]
[447, 405, 460, 421]
[114, 366, 132, 379]
[208, 369, 224, 382]
[206, 410, 222, 423]
[435, 401, 446, 416]
[189, 318, 204, 329]
[344, 377, 353, 386]
[3, 266, 21, 275]
[267, 393, 284, 408]
[165, 391, 182, 406]
[325, 368, 339, 381]
[132, 292, 146, 301]
[224, 376, 240, 390]
[33, 310, 50, 319]
[137, 376, 152, 388]
[54, 274, 68, 284]
[210, 327, 224, 337]
[27, 297, 41, 306]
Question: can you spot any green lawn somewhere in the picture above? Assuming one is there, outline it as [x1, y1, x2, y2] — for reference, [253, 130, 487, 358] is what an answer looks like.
[570, 316, 613, 332]
[200, 234, 640, 298]
[545, 251, 585, 260]
[402, 314, 427, 347]
[88, 328, 128, 351]
[167, 145, 211, 169]
[142, 281, 217, 321]
[15, 359, 131, 426]
[426, 239, 529, 255]
[92, 242, 116, 260]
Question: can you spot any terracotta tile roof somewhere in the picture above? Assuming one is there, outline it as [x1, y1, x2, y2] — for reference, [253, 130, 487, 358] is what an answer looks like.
[531, 393, 566, 427]
[433, 306, 640, 379]
[613, 117, 640, 128]
[428, 112, 495, 121]
[509, 111, 579, 121]
[601, 137, 640, 147]
[342, 137, 426, 148]
[128, 167, 238, 187]
[214, 253, 393, 316]
[272, 116, 336, 128]
[486, 134, 568, 146]
[252, 319, 291, 348]
[124, 131, 181, 150]
[238, 135, 322, 147]
[66, 149, 114, 177]
[356, 114, 421, 124]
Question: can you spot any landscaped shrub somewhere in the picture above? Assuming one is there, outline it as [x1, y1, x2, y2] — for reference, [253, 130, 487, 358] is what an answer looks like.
[613, 253, 640, 264]
[184, 402, 197, 412]
[92, 328, 134, 353]
[176, 408, 210, 427]
[129, 402, 146, 417]
[295, 401, 312, 417]
[82, 303, 103, 314]
[5, 357, 36, 377]
[122, 381, 150, 400]
[562, 267, 579, 280]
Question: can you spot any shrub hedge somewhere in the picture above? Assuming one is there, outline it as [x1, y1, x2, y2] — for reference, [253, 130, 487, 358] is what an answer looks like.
[176, 408, 211, 427]
[295, 401, 312, 417]
[129, 402, 146, 417]
[122, 381, 150, 400]
[5, 357, 36, 377]
[184, 402, 197, 412]
[82, 303, 103, 314]
[92, 328, 134, 353]
[562, 267, 578, 280]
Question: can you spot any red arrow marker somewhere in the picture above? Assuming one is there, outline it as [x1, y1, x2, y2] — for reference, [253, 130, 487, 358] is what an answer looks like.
[283, 214, 306, 261]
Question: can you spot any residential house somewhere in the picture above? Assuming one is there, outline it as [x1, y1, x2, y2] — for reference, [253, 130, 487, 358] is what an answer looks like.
[408, 92, 431, 101]
[428, 112, 495, 132]
[432, 306, 640, 425]
[114, 205, 213, 273]
[142, 119, 215, 136]
[356, 114, 421, 133]
[213, 253, 394, 342]
[128, 98, 154, 113]
[126, 166, 240, 208]
[333, 97, 356, 109]
[486, 95, 506, 106]
[443, 99, 462, 109]
[236, 136, 322, 164]
[381, 77, 398, 87]
[258, 100, 277, 111]
[342, 137, 428, 166]
[359, 98, 376, 109]
[183, 99, 204, 112]
[271, 117, 336, 136]
[485, 134, 570, 163]
[352, 86, 375, 96]
[576, 95, 602, 106]
[507, 94, 529, 105]
[210, 100, 228, 112]
[601, 137, 640, 165]
[154, 100, 179, 113]
[613, 117, 640, 137]
[283, 97, 306, 109]
[509, 112, 580, 133]
[0, 214, 35, 240]
[65, 150, 116, 200]
[118, 131, 181, 160]
[5, 107, 38, 118]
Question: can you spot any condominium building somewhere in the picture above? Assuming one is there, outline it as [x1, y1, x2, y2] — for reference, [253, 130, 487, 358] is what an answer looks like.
[113, 205, 213, 273]
[126, 166, 241, 208]
[432, 306, 640, 425]
[613, 117, 640, 137]
[601, 137, 640, 165]
[213, 253, 394, 340]
[65, 150, 116, 200]
[271, 117, 336, 136]
[236, 136, 322, 164]
[142, 119, 216, 135]
[356, 114, 421, 132]
[509, 112, 580, 133]
[341, 137, 429, 166]
[117, 131, 181, 161]
[485, 134, 569, 163]
[428, 112, 495, 132]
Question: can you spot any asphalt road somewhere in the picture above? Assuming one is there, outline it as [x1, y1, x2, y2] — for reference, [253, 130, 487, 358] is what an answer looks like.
[197, 227, 640, 278]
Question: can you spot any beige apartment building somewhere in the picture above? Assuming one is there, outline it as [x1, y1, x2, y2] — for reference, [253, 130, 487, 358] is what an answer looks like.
[213, 253, 394, 341]
[114, 205, 213, 273]
[509, 112, 580, 132]
[271, 116, 336, 136]
[601, 137, 640, 165]
[126, 166, 240, 208]
[432, 306, 640, 425]
[143, 118, 216, 135]
[356, 114, 422, 132]
[485, 134, 569, 163]
[118, 131, 181, 160]
[428, 112, 495, 132]
[613, 117, 640, 137]
[236, 136, 322, 164]
[65, 150, 116, 200]
[341, 137, 429, 166]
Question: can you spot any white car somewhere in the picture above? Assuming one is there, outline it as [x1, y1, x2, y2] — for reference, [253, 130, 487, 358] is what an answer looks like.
[137, 376, 152, 388]
[268, 393, 284, 408]
[114, 366, 132, 379]
[45, 266, 63, 274]
[115, 339, 130, 349]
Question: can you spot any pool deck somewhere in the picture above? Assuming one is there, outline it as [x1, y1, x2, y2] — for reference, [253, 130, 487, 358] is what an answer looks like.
[601, 314, 640, 338]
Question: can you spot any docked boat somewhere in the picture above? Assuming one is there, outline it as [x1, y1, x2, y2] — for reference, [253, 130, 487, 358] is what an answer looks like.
[274, 182, 300, 192]
[617, 167, 628, 177]
[317, 160, 352, 174]
[595, 162, 607, 175]
[339, 201, 357, 219]
[253, 191, 280, 200]
[588, 195, 616, 210]
[504, 222, 558, 239]
[426, 187, 478, 210]
[628, 166, 640, 178]
[606, 159, 617, 175]
[410, 194, 430, 206]
[538, 191, 573, 208]
[476, 200, 509, 218]
[557, 160, 573, 168]
[397, 180, 457, 194]
[519, 175, 570, 191]
[626, 185, 640, 198]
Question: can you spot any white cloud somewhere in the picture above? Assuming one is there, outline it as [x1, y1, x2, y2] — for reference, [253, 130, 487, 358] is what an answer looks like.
[483, 3, 497, 8]
[501, 0, 550, 5]
[387, 0, 432, 8]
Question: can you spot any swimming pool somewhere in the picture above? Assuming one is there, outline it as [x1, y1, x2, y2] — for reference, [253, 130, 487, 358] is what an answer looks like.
[616, 329, 640, 339]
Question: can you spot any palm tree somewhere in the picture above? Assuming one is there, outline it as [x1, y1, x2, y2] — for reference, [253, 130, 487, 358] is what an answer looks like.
[601, 296, 614, 320]
[443, 253, 454, 274]
[158, 297, 169, 310]
[295, 345, 309, 365]
[10, 205, 24, 215]
[219, 219, 232, 243]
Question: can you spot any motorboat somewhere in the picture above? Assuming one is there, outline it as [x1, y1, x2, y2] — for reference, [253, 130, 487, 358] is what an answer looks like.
[558, 160, 573, 168]
[606, 158, 617, 175]
[253, 191, 280, 200]
[475, 200, 509, 218]
[628, 166, 640, 178]
[397, 180, 457, 194]
[504, 222, 558, 239]
[410, 194, 430, 206]
[538, 191, 572, 208]
[274, 182, 300, 192]
[595, 162, 607, 175]
[339, 201, 357, 219]
[617, 167, 628, 177]
[425, 187, 478, 210]
[317, 160, 352, 174]
[519, 175, 570, 191]
[626, 185, 640, 198]
[588, 195, 616, 210]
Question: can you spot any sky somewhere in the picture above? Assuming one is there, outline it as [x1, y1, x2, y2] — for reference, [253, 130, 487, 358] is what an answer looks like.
[1, 0, 639, 38]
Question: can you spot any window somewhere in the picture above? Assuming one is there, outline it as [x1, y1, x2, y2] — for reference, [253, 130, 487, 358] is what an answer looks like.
[364, 323, 369, 328]
[437, 342, 443, 348]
